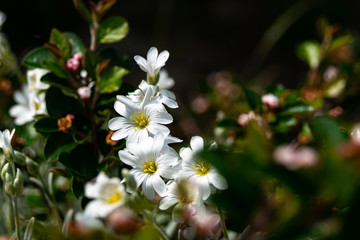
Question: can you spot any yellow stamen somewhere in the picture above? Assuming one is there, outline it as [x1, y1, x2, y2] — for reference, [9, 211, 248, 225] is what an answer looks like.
[143, 160, 157, 175]
[195, 161, 211, 176]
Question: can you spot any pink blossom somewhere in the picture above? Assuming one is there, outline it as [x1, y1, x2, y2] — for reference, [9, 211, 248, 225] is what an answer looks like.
[262, 93, 279, 109]
[66, 58, 80, 71]
[77, 86, 91, 100]
[73, 52, 83, 61]
[273, 144, 319, 170]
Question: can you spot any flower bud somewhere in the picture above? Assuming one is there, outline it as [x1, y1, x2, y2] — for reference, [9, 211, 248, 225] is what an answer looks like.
[262, 93, 279, 109]
[14, 150, 26, 165]
[106, 130, 118, 146]
[73, 52, 82, 61]
[4, 172, 15, 195]
[1, 162, 10, 181]
[106, 208, 143, 234]
[58, 116, 73, 131]
[3, 147, 14, 163]
[77, 86, 91, 100]
[66, 58, 80, 71]
[26, 158, 39, 176]
[237, 113, 250, 127]
[13, 169, 24, 196]
[351, 125, 360, 146]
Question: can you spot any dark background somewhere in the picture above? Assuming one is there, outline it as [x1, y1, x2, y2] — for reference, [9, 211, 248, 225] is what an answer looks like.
[2, 0, 360, 110]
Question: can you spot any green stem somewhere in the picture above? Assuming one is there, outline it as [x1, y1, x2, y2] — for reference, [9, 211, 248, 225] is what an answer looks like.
[7, 193, 14, 233]
[143, 210, 169, 240]
[218, 207, 229, 240]
[11, 196, 21, 240]
[39, 175, 62, 232]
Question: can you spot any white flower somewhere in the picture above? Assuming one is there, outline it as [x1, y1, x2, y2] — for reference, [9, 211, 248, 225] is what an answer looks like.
[118, 133, 179, 199]
[9, 85, 47, 125]
[0, 129, 15, 156]
[27, 68, 49, 92]
[74, 212, 104, 230]
[159, 178, 205, 223]
[179, 136, 228, 200]
[127, 81, 178, 108]
[84, 172, 127, 218]
[134, 47, 169, 81]
[157, 69, 175, 90]
[108, 89, 173, 143]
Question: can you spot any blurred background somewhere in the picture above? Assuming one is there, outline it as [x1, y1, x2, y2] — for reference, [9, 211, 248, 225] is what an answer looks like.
[1, 0, 360, 137]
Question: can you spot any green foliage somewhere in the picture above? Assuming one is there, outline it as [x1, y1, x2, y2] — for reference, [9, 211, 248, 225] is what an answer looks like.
[98, 66, 128, 93]
[45, 87, 83, 118]
[41, 73, 74, 93]
[22, 47, 53, 69]
[49, 28, 71, 60]
[44, 132, 77, 162]
[64, 32, 85, 55]
[97, 16, 129, 43]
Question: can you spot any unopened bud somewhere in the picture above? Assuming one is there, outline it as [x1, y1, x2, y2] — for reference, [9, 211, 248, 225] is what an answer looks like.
[147, 73, 159, 85]
[66, 58, 80, 71]
[3, 148, 14, 163]
[73, 53, 83, 61]
[13, 169, 24, 196]
[14, 150, 26, 165]
[106, 208, 143, 234]
[58, 116, 73, 131]
[4, 172, 15, 195]
[1, 162, 10, 181]
[77, 86, 91, 100]
[26, 158, 39, 176]
[351, 125, 360, 146]
[262, 93, 279, 109]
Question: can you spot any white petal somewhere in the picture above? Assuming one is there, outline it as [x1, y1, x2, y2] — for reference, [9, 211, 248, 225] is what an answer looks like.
[151, 112, 173, 124]
[147, 124, 170, 136]
[147, 47, 158, 63]
[84, 200, 118, 218]
[208, 171, 228, 190]
[197, 177, 211, 200]
[142, 177, 155, 199]
[152, 175, 166, 197]
[159, 197, 178, 210]
[154, 50, 169, 70]
[134, 56, 149, 73]
[118, 150, 136, 167]
[190, 136, 204, 152]
[179, 147, 193, 161]
[152, 133, 165, 155]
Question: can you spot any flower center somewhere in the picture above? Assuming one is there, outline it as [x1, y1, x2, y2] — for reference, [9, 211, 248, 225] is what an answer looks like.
[131, 112, 149, 129]
[34, 101, 40, 111]
[101, 185, 124, 204]
[143, 160, 157, 174]
[195, 161, 211, 176]
[108, 192, 123, 204]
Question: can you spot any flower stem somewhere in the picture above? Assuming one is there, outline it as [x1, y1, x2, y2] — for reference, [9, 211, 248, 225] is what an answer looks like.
[11, 196, 21, 240]
[218, 207, 229, 240]
[7, 193, 14, 233]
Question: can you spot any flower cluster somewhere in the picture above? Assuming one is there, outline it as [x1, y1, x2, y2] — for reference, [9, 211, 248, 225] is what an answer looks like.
[80, 47, 228, 238]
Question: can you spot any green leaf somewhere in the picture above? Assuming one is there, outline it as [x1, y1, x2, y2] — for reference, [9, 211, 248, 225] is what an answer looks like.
[44, 132, 77, 162]
[50, 28, 71, 60]
[97, 16, 129, 43]
[98, 66, 128, 94]
[64, 32, 85, 56]
[46, 87, 83, 119]
[100, 48, 133, 71]
[279, 103, 314, 116]
[243, 87, 262, 112]
[73, 0, 93, 26]
[41, 73, 74, 93]
[275, 116, 297, 132]
[296, 41, 321, 68]
[22, 47, 53, 68]
[42, 60, 68, 79]
[34, 117, 59, 135]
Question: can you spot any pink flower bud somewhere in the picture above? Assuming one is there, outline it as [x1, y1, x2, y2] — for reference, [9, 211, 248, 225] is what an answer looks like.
[66, 114, 75, 120]
[262, 93, 279, 109]
[237, 113, 250, 127]
[66, 58, 80, 71]
[77, 86, 91, 100]
[73, 52, 83, 61]
[273, 145, 318, 170]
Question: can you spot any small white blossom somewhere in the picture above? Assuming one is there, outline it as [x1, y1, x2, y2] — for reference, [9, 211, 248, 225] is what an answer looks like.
[118, 133, 179, 199]
[0, 129, 15, 156]
[159, 178, 205, 223]
[127, 81, 178, 108]
[157, 69, 175, 90]
[108, 89, 173, 143]
[27, 68, 49, 92]
[9, 85, 47, 125]
[179, 136, 228, 200]
[84, 172, 127, 218]
[134, 47, 169, 81]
